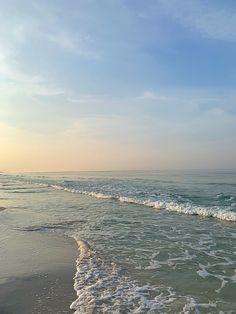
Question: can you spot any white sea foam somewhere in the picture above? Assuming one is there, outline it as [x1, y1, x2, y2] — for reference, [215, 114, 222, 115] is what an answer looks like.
[197, 262, 236, 293]
[145, 260, 162, 270]
[13, 179, 236, 222]
[119, 197, 236, 221]
[51, 184, 64, 190]
[182, 297, 217, 314]
[57, 187, 114, 199]
[197, 264, 210, 279]
[81, 191, 114, 199]
[70, 238, 178, 313]
[48, 184, 236, 222]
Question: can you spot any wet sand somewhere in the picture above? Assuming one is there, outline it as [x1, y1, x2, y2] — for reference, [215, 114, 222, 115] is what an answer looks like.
[0, 231, 78, 314]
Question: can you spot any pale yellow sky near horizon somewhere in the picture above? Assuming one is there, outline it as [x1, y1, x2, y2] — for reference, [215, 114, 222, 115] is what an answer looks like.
[0, 120, 166, 172]
[1, 119, 233, 172]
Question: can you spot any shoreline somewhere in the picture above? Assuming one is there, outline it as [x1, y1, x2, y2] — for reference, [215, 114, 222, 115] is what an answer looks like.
[0, 230, 78, 314]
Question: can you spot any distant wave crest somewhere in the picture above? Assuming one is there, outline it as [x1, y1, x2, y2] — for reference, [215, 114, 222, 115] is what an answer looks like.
[49, 185, 236, 222]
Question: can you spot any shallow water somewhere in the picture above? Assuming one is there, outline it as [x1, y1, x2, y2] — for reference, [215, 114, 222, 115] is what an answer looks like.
[0, 170, 236, 313]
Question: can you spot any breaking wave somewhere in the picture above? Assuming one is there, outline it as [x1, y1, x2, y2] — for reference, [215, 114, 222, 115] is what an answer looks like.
[49, 185, 236, 222]
[118, 196, 236, 222]
[70, 238, 178, 313]
[70, 239, 223, 313]
[4, 177, 236, 222]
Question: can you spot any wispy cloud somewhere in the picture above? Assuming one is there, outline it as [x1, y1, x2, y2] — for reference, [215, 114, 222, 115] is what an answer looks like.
[0, 51, 64, 97]
[0, 0, 100, 59]
[159, 0, 236, 42]
[67, 95, 108, 105]
[41, 30, 100, 59]
[137, 89, 235, 117]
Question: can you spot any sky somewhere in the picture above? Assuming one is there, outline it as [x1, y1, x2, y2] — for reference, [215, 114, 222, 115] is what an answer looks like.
[0, 0, 236, 171]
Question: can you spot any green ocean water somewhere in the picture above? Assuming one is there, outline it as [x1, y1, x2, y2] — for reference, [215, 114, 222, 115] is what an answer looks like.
[0, 170, 235, 313]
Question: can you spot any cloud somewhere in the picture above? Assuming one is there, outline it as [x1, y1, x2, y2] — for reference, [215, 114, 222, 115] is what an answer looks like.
[67, 95, 108, 105]
[138, 91, 171, 101]
[136, 89, 232, 117]
[0, 51, 64, 97]
[158, 0, 236, 42]
[39, 30, 100, 59]
[0, 0, 100, 60]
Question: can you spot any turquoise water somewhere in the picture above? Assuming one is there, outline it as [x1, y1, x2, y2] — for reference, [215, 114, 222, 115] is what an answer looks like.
[0, 171, 236, 313]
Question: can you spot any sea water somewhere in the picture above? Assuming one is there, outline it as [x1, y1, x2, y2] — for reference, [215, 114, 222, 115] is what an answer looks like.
[0, 170, 235, 313]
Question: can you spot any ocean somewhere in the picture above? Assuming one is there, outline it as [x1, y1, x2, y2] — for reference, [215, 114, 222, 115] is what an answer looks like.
[0, 170, 235, 313]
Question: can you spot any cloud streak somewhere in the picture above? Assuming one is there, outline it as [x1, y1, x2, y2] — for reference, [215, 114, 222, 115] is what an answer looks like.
[158, 0, 236, 42]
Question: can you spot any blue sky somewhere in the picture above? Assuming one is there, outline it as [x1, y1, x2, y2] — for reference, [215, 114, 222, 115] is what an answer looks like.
[0, 0, 236, 171]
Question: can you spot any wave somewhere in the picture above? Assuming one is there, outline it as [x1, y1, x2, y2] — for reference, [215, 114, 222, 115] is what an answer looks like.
[71, 238, 222, 313]
[215, 193, 235, 202]
[51, 185, 115, 199]
[70, 238, 178, 313]
[118, 197, 236, 222]
[9, 189, 48, 193]
[207, 182, 236, 187]
[48, 185, 236, 222]
[5, 177, 236, 222]
[14, 220, 87, 232]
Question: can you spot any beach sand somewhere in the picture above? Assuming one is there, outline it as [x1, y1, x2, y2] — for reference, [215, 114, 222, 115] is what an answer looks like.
[0, 230, 78, 314]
